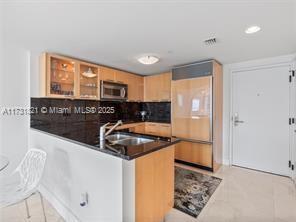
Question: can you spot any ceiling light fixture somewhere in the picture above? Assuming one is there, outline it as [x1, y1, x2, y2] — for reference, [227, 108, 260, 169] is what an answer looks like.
[137, 55, 159, 65]
[245, 25, 261, 34]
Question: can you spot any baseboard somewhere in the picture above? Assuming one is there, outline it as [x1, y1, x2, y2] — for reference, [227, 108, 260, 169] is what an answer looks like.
[175, 159, 213, 172]
[222, 159, 230, 166]
[38, 185, 80, 222]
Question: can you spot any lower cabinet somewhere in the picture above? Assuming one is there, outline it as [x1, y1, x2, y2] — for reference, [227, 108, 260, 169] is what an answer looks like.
[175, 141, 212, 168]
[131, 122, 171, 137]
[135, 145, 175, 222]
[130, 123, 146, 134]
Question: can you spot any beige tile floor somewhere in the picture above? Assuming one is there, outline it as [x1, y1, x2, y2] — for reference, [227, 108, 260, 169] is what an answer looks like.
[1, 165, 296, 222]
[167, 164, 296, 222]
[0, 192, 65, 222]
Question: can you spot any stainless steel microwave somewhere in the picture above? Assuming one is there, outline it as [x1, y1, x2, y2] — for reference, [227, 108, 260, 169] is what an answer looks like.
[100, 81, 128, 100]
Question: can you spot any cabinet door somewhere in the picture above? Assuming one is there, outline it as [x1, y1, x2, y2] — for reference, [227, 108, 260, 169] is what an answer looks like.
[135, 75, 144, 101]
[79, 63, 99, 99]
[175, 141, 212, 168]
[46, 54, 77, 98]
[136, 145, 174, 222]
[144, 75, 159, 101]
[172, 76, 212, 142]
[114, 70, 128, 84]
[159, 72, 171, 101]
[144, 72, 171, 102]
[99, 66, 116, 82]
[126, 73, 144, 101]
[145, 123, 158, 135]
[130, 123, 146, 134]
[159, 124, 171, 137]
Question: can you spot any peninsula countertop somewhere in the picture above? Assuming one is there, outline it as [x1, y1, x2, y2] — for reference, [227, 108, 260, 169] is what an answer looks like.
[30, 120, 179, 160]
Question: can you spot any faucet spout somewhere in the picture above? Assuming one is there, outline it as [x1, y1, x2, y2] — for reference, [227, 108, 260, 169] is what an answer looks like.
[99, 120, 123, 143]
[105, 120, 123, 136]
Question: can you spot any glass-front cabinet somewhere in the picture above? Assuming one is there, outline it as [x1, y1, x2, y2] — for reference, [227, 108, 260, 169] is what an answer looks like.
[79, 63, 99, 99]
[42, 53, 100, 99]
[48, 56, 76, 97]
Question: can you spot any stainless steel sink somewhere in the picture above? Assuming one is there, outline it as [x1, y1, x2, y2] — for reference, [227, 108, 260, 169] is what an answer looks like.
[106, 133, 154, 146]
[112, 137, 154, 146]
[105, 134, 132, 142]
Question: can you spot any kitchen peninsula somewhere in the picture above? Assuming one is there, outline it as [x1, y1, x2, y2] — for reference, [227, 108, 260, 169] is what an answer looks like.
[30, 52, 222, 222]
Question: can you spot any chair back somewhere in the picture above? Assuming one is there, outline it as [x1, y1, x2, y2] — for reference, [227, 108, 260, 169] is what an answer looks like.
[14, 149, 47, 193]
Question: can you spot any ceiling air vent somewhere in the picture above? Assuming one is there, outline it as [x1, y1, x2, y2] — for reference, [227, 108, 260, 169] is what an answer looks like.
[204, 38, 217, 46]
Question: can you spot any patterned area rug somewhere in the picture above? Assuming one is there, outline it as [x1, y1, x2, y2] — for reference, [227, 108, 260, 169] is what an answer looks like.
[174, 166, 222, 218]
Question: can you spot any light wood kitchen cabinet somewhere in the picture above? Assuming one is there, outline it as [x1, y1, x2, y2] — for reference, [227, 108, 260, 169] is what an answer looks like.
[114, 70, 128, 84]
[129, 123, 146, 134]
[99, 66, 116, 82]
[172, 60, 223, 172]
[146, 122, 171, 137]
[79, 62, 100, 99]
[125, 72, 144, 101]
[132, 122, 171, 137]
[171, 76, 211, 142]
[41, 53, 100, 99]
[144, 72, 171, 102]
[41, 53, 144, 101]
[136, 145, 174, 222]
[175, 141, 212, 168]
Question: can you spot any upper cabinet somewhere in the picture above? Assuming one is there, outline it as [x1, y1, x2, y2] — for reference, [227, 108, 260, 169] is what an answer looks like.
[144, 72, 171, 102]
[79, 62, 100, 99]
[43, 54, 77, 98]
[41, 53, 144, 101]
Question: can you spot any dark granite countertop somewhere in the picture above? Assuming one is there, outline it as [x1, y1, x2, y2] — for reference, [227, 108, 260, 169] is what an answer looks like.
[31, 120, 179, 160]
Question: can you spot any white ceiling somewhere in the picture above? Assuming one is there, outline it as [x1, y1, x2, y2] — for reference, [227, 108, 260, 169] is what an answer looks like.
[2, 0, 296, 75]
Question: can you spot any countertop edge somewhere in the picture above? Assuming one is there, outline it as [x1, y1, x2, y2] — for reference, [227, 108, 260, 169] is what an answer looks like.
[30, 127, 179, 160]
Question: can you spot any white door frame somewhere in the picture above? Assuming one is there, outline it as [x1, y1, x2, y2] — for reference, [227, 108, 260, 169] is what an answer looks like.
[292, 59, 296, 183]
[228, 55, 296, 177]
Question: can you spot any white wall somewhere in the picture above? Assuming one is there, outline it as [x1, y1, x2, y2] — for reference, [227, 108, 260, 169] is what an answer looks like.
[0, 5, 30, 175]
[222, 53, 296, 165]
[30, 130, 124, 222]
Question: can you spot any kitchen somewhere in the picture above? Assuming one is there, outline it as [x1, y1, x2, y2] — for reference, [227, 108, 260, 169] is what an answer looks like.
[1, 1, 296, 222]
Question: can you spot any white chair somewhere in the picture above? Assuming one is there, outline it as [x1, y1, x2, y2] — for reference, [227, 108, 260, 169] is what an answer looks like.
[0, 148, 47, 221]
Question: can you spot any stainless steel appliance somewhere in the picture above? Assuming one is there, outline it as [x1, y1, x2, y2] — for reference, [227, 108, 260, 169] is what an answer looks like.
[101, 81, 128, 100]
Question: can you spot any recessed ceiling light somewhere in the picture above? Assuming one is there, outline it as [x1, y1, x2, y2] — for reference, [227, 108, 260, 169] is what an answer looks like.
[245, 25, 261, 34]
[137, 55, 159, 65]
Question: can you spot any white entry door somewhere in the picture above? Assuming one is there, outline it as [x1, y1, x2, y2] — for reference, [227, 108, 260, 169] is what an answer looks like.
[232, 65, 291, 176]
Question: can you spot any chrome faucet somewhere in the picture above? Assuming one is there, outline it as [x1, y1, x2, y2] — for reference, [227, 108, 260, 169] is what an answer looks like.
[100, 120, 123, 143]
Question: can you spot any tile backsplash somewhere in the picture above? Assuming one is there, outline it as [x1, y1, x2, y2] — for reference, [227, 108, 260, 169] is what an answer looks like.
[30, 98, 171, 127]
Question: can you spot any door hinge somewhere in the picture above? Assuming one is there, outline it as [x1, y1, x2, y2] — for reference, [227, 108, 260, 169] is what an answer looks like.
[290, 118, 295, 125]
[289, 75, 292, 82]
[292, 70, 295, 77]
[292, 164, 295, 171]
[289, 160, 292, 168]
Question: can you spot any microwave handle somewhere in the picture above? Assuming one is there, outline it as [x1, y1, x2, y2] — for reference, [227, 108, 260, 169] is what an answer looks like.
[121, 88, 126, 98]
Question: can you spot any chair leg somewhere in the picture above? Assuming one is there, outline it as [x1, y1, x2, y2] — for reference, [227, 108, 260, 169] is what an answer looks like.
[39, 192, 47, 222]
[25, 199, 30, 219]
